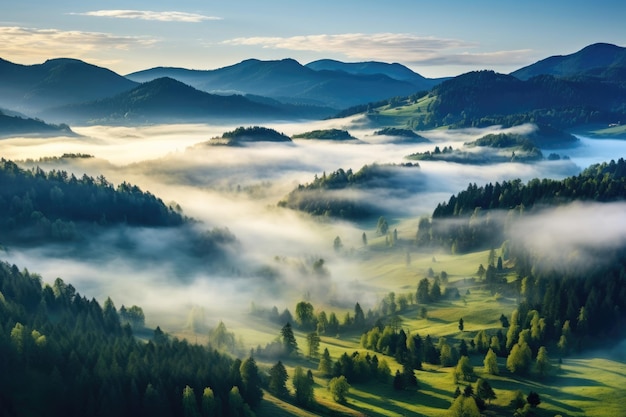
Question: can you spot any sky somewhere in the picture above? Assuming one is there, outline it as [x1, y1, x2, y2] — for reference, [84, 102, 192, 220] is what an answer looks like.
[1, 1, 626, 78]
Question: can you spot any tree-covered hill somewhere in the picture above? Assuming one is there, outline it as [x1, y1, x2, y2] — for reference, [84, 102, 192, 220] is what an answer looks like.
[0, 261, 261, 417]
[0, 57, 138, 113]
[0, 158, 183, 241]
[292, 129, 357, 141]
[204, 126, 292, 146]
[417, 158, 626, 253]
[427, 70, 626, 129]
[511, 43, 626, 81]
[0, 111, 74, 137]
[279, 163, 420, 219]
[41, 77, 286, 124]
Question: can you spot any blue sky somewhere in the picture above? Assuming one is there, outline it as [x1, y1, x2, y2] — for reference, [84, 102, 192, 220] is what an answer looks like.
[1, 0, 625, 77]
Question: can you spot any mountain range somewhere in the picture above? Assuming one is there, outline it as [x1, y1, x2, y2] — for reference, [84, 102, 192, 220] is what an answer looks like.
[125, 58, 437, 109]
[0, 42, 624, 129]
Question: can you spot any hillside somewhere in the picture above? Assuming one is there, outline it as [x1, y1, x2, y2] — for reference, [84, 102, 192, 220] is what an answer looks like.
[0, 57, 137, 113]
[511, 43, 626, 80]
[305, 59, 444, 89]
[41, 77, 287, 124]
[126, 58, 427, 109]
[204, 126, 293, 146]
[292, 129, 358, 141]
[0, 111, 74, 137]
[278, 163, 422, 219]
[0, 260, 260, 417]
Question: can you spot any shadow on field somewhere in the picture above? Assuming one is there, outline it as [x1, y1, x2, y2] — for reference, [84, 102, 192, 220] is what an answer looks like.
[349, 386, 450, 417]
[493, 375, 589, 414]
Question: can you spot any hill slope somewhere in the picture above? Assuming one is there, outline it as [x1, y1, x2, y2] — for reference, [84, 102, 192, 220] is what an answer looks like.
[0, 111, 74, 137]
[305, 59, 445, 89]
[0, 57, 138, 112]
[126, 58, 428, 109]
[511, 43, 626, 80]
[41, 77, 287, 124]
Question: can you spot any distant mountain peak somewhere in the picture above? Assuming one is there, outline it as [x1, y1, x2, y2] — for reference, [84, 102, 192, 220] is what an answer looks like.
[511, 42, 626, 80]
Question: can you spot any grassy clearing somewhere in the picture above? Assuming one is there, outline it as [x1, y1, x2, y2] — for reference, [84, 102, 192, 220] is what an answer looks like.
[171, 242, 624, 416]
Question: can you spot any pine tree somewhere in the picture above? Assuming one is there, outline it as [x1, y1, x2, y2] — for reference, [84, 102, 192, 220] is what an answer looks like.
[240, 356, 263, 408]
[318, 348, 333, 377]
[483, 348, 499, 375]
[268, 361, 289, 398]
[280, 323, 298, 356]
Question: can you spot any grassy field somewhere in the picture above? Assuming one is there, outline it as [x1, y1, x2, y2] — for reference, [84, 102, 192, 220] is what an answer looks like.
[365, 95, 436, 129]
[173, 239, 625, 416]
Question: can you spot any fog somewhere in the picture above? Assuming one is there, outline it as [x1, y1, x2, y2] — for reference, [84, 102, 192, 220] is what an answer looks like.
[2, 119, 625, 339]
[508, 201, 626, 273]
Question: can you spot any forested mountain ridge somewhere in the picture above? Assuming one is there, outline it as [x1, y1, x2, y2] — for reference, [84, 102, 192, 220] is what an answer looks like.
[0, 57, 137, 113]
[0, 158, 183, 242]
[279, 163, 421, 219]
[0, 261, 261, 417]
[417, 158, 626, 253]
[126, 58, 429, 109]
[0, 111, 74, 137]
[426, 70, 626, 129]
[41, 77, 287, 124]
[511, 42, 626, 80]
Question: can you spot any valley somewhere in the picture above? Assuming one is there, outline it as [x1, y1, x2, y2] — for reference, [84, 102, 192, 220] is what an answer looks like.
[1, 41, 626, 417]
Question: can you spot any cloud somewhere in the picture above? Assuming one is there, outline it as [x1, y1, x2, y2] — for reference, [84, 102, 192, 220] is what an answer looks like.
[507, 201, 626, 273]
[0, 26, 156, 60]
[222, 33, 533, 67]
[73, 10, 222, 23]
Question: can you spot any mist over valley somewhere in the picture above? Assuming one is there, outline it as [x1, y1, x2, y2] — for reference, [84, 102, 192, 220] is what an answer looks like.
[2, 41, 626, 417]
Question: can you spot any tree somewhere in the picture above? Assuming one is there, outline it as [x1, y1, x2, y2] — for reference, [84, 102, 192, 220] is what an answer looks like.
[306, 332, 321, 358]
[458, 318, 464, 332]
[430, 281, 442, 301]
[228, 387, 252, 417]
[353, 302, 365, 329]
[535, 346, 552, 378]
[293, 366, 314, 407]
[483, 348, 499, 375]
[295, 301, 316, 330]
[318, 348, 333, 377]
[328, 376, 350, 403]
[182, 386, 200, 417]
[376, 216, 389, 235]
[506, 342, 532, 374]
[449, 395, 481, 417]
[417, 278, 430, 303]
[454, 356, 474, 383]
[240, 356, 263, 408]
[280, 323, 298, 356]
[316, 310, 328, 334]
[527, 391, 541, 408]
[333, 236, 343, 252]
[326, 312, 339, 335]
[201, 388, 220, 417]
[476, 264, 486, 279]
[209, 321, 235, 351]
[268, 361, 289, 398]
[499, 313, 509, 328]
[475, 378, 496, 405]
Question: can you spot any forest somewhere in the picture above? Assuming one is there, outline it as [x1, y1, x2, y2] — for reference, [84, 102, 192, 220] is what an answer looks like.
[0, 261, 262, 417]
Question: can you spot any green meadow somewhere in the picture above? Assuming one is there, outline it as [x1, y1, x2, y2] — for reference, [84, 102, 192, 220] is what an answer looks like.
[218, 240, 626, 417]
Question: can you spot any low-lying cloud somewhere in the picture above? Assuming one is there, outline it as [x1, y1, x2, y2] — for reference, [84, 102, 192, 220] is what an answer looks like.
[508, 201, 626, 273]
[4, 121, 626, 338]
